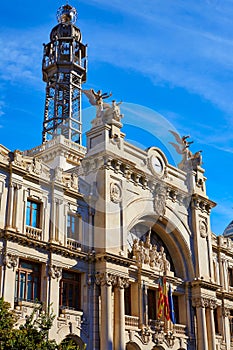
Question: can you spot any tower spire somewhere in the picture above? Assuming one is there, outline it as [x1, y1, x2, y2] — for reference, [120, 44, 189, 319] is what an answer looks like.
[42, 4, 87, 144]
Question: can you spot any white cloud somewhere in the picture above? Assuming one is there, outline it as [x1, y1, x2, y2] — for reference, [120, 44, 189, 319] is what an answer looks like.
[0, 100, 5, 117]
[0, 27, 46, 89]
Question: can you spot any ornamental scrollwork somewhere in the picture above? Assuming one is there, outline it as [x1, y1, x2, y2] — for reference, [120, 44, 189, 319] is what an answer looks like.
[192, 297, 217, 309]
[48, 264, 62, 281]
[3, 253, 18, 270]
[95, 272, 129, 288]
[140, 325, 151, 345]
[222, 307, 231, 317]
[95, 272, 116, 286]
[115, 276, 129, 289]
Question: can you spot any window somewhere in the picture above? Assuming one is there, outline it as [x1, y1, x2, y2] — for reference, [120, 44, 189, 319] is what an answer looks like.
[67, 213, 79, 240]
[173, 295, 180, 324]
[214, 308, 220, 334]
[148, 289, 156, 320]
[60, 270, 81, 310]
[15, 260, 40, 302]
[230, 310, 233, 339]
[229, 268, 233, 287]
[26, 200, 41, 228]
[124, 285, 131, 316]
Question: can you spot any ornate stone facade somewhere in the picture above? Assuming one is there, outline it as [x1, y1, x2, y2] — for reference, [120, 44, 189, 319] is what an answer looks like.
[1, 3, 233, 350]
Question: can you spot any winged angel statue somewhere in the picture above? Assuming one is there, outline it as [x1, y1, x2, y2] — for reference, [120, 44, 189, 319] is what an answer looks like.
[169, 130, 202, 170]
[83, 89, 112, 117]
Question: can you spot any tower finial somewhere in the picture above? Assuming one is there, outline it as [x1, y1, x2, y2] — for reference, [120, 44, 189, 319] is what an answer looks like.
[56, 4, 77, 24]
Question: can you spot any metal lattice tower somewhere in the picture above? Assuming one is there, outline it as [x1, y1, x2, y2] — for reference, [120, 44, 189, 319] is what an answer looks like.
[42, 4, 87, 144]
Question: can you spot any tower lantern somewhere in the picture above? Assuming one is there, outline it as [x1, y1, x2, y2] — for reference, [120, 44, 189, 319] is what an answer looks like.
[42, 4, 87, 144]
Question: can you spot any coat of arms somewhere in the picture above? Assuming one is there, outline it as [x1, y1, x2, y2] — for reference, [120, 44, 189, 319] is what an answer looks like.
[154, 184, 167, 217]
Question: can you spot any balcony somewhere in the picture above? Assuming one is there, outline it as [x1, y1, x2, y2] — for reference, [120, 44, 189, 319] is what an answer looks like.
[59, 307, 83, 327]
[173, 324, 186, 335]
[14, 299, 42, 320]
[67, 238, 81, 251]
[125, 315, 139, 330]
[25, 226, 42, 240]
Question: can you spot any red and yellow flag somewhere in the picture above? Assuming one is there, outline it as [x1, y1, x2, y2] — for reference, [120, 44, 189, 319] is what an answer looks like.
[163, 277, 170, 321]
[157, 278, 164, 319]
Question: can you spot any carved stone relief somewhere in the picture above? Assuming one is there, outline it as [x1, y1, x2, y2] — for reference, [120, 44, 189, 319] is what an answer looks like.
[110, 182, 122, 203]
[95, 272, 128, 288]
[153, 184, 167, 217]
[192, 297, 217, 309]
[95, 272, 116, 286]
[48, 264, 62, 281]
[3, 253, 18, 270]
[199, 219, 208, 238]
[132, 233, 171, 274]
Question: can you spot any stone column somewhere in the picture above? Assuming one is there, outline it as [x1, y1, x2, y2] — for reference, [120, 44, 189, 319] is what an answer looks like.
[192, 298, 208, 350]
[222, 308, 231, 350]
[96, 273, 115, 350]
[222, 259, 228, 290]
[6, 183, 14, 228]
[2, 253, 18, 305]
[206, 300, 216, 350]
[48, 264, 62, 339]
[114, 277, 129, 350]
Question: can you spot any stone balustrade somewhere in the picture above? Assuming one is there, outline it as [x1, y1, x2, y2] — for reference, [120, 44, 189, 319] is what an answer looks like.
[67, 238, 81, 251]
[125, 315, 139, 329]
[173, 323, 186, 335]
[59, 307, 83, 327]
[25, 226, 42, 240]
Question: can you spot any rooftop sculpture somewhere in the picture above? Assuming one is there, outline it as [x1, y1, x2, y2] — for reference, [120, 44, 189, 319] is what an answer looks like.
[169, 130, 202, 170]
[83, 88, 123, 123]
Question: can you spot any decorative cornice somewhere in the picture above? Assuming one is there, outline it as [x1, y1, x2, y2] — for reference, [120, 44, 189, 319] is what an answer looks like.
[191, 194, 216, 215]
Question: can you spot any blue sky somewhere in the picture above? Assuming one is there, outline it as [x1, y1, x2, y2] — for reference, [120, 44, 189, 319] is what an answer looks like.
[0, 0, 232, 235]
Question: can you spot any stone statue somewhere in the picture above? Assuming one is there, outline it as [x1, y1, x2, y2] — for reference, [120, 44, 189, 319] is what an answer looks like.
[83, 88, 123, 125]
[158, 246, 170, 272]
[149, 245, 158, 268]
[131, 233, 171, 274]
[169, 130, 202, 170]
[83, 88, 112, 117]
[111, 100, 122, 121]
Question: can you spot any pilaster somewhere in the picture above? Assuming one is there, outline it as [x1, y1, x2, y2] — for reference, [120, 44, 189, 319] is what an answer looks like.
[48, 263, 62, 339]
[113, 276, 129, 350]
[2, 252, 18, 304]
[96, 272, 115, 350]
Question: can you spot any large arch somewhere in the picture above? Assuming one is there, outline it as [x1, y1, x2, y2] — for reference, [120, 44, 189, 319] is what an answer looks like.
[127, 208, 195, 280]
[60, 334, 86, 349]
[126, 342, 141, 350]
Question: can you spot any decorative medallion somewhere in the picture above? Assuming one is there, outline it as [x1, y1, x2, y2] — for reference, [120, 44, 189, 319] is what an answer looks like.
[199, 220, 208, 238]
[110, 182, 122, 203]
